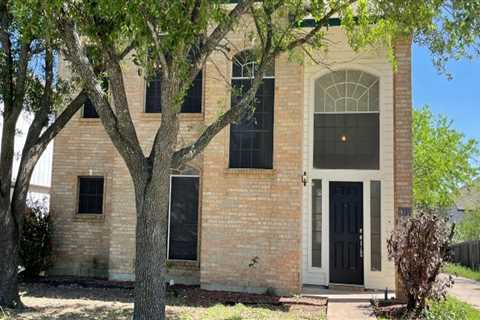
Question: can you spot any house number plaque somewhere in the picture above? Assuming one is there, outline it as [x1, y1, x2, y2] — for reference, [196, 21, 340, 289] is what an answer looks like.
[398, 207, 412, 217]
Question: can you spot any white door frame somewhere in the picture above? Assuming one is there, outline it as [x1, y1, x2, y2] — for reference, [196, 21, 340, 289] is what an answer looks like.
[302, 65, 384, 287]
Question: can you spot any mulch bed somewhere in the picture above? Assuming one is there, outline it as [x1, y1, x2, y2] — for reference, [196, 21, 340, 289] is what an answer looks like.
[171, 285, 326, 307]
[21, 276, 327, 309]
[21, 275, 135, 289]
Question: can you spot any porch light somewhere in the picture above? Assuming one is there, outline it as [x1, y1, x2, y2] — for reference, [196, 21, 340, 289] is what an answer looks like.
[340, 134, 347, 143]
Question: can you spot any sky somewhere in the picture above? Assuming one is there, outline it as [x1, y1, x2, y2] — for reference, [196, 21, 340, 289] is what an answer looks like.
[413, 44, 480, 141]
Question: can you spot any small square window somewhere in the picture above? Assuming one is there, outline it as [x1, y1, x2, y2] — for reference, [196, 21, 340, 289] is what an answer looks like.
[145, 71, 203, 113]
[78, 177, 104, 214]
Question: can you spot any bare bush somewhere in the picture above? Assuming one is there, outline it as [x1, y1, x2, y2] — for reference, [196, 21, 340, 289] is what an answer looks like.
[387, 208, 454, 313]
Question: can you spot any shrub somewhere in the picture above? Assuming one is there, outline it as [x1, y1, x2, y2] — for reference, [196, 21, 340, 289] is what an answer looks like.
[19, 200, 53, 277]
[387, 208, 454, 313]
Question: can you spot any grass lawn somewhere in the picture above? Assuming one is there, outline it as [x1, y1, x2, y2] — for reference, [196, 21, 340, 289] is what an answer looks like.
[444, 263, 480, 282]
[425, 296, 480, 320]
[374, 296, 480, 320]
[0, 282, 326, 320]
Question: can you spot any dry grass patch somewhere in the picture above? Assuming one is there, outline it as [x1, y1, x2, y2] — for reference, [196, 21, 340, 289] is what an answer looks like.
[1, 281, 325, 320]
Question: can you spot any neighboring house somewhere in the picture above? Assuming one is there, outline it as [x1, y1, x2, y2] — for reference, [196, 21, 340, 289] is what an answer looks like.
[0, 108, 53, 206]
[448, 180, 480, 223]
[50, 23, 412, 295]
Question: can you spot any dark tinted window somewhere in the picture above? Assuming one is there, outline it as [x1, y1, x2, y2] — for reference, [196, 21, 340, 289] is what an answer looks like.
[168, 176, 199, 260]
[313, 113, 379, 169]
[229, 79, 274, 169]
[229, 51, 274, 169]
[82, 46, 107, 119]
[78, 177, 104, 214]
[83, 98, 99, 118]
[145, 71, 203, 113]
[371, 180, 381, 271]
[82, 78, 108, 119]
[311, 179, 322, 268]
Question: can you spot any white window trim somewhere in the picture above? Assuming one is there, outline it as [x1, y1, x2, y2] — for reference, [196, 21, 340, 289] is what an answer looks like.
[303, 65, 388, 287]
[167, 174, 200, 262]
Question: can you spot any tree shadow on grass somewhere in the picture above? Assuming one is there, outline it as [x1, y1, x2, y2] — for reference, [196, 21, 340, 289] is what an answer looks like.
[15, 281, 326, 319]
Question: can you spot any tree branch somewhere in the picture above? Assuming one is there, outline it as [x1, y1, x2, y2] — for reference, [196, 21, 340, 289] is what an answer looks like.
[282, 0, 358, 52]
[172, 58, 269, 166]
[189, 0, 255, 81]
[190, 0, 203, 25]
[0, 4, 14, 111]
[12, 91, 88, 225]
[118, 41, 136, 61]
[35, 91, 87, 154]
[58, 17, 146, 174]
[14, 39, 32, 110]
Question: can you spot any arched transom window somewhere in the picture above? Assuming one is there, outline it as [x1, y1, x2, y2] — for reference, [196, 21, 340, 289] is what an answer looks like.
[315, 70, 379, 113]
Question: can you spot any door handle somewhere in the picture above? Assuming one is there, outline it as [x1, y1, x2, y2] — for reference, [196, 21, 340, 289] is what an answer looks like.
[359, 233, 363, 258]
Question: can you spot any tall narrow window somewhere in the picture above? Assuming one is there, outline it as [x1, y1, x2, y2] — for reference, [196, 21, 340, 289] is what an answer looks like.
[82, 47, 108, 119]
[311, 179, 322, 268]
[370, 180, 381, 271]
[82, 78, 108, 119]
[313, 70, 380, 169]
[229, 51, 274, 169]
[168, 176, 199, 261]
[78, 177, 104, 214]
[145, 71, 203, 113]
[83, 98, 99, 118]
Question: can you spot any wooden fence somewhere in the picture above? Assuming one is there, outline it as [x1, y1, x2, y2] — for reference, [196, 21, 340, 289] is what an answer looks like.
[450, 240, 480, 270]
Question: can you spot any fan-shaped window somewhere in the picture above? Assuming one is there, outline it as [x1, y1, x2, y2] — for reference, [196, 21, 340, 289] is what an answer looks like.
[313, 70, 380, 170]
[229, 51, 275, 169]
[315, 70, 379, 113]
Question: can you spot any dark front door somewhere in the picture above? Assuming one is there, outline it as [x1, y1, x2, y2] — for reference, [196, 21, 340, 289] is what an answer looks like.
[329, 182, 364, 285]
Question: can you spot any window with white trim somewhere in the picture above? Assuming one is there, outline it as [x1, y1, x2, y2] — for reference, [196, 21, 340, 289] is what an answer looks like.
[313, 70, 380, 170]
[229, 51, 274, 169]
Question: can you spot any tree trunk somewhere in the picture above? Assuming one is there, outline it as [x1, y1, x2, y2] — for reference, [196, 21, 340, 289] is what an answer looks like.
[0, 206, 22, 308]
[406, 293, 416, 311]
[132, 166, 171, 320]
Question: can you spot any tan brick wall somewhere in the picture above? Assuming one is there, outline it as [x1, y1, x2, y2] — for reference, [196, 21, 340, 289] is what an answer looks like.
[50, 117, 115, 277]
[393, 37, 413, 211]
[393, 36, 413, 299]
[200, 50, 304, 295]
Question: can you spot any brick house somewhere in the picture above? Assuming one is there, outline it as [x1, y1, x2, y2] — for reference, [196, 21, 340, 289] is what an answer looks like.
[50, 23, 412, 295]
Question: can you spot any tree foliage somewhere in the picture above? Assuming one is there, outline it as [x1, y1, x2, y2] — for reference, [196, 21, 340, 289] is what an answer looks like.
[455, 208, 480, 242]
[413, 106, 479, 209]
[387, 208, 454, 313]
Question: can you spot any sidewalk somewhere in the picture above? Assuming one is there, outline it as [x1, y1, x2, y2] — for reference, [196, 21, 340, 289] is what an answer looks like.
[448, 275, 480, 310]
[303, 285, 394, 319]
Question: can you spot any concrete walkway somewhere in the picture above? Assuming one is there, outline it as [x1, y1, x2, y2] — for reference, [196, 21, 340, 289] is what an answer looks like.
[303, 285, 394, 319]
[448, 275, 480, 310]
